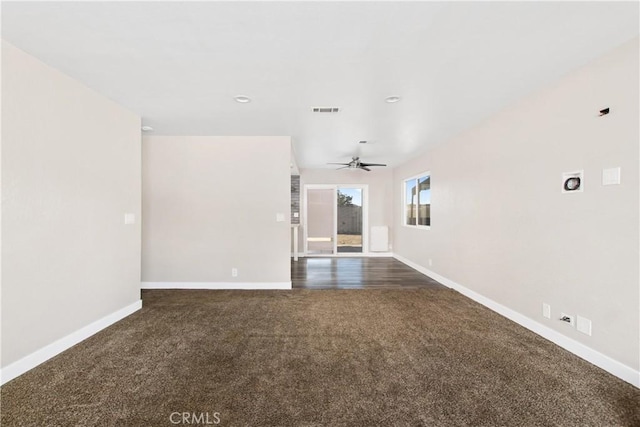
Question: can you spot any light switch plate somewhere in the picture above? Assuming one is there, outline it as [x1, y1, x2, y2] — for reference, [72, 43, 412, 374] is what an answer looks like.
[124, 213, 135, 225]
[602, 167, 621, 185]
[276, 213, 285, 222]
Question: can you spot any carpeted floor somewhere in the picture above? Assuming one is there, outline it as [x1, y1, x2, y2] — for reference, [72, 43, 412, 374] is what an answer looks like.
[1, 289, 639, 426]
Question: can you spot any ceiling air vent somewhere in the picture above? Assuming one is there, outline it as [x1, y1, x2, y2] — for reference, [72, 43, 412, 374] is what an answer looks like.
[312, 107, 340, 113]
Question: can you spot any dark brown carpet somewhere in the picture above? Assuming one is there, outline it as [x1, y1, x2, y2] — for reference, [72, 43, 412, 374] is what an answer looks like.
[2, 289, 639, 426]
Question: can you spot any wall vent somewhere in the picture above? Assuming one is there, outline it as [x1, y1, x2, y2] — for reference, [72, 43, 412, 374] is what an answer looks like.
[312, 107, 340, 113]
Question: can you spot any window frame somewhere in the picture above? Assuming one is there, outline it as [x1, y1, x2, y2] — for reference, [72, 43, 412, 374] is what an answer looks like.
[402, 171, 431, 230]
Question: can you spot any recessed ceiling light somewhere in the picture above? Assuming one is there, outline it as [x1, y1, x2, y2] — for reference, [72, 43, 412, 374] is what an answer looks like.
[141, 126, 153, 132]
[234, 95, 251, 103]
[385, 96, 401, 103]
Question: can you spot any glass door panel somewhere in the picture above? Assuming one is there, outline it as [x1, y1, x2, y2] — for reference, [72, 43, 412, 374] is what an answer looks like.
[337, 188, 363, 253]
[306, 188, 335, 254]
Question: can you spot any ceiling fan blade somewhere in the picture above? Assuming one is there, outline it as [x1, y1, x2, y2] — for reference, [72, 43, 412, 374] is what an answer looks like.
[329, 157, 385, 171]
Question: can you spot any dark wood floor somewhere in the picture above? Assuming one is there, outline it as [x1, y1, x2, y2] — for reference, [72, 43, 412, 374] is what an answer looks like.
[291, 257, 447, 289]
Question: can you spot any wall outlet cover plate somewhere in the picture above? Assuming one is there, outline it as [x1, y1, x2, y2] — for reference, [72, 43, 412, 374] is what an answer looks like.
[542, 303, 551, 319]
[602, 167, 621, 186]
[124, 213, 136, 225]
[576, 315, 592, 336]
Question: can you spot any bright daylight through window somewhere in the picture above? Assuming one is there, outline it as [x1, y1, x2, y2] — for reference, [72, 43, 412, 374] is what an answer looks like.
[404, 173, 430, 227]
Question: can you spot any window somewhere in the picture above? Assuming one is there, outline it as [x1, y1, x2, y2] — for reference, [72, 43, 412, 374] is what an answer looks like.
[403, 173, 430, 228]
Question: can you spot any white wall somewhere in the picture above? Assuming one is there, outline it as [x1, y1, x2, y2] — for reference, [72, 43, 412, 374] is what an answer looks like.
[142, 136, 291, 285]
[300, 168, 394, 252]
[393, 38, 639, 374]
[1, 42, 142, 369]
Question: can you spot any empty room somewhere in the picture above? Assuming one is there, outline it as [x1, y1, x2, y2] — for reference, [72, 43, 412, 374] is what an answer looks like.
[1, 1, 639, 426]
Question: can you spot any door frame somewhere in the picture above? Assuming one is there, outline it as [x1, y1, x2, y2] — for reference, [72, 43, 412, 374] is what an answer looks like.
[303, 184, 369, 257]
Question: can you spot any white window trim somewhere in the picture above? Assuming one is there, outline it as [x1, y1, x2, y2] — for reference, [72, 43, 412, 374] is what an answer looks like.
[402, 171, 431, 230]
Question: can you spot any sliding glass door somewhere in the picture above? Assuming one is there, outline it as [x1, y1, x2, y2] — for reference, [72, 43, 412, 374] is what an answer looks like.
[305, 185, 367, 256]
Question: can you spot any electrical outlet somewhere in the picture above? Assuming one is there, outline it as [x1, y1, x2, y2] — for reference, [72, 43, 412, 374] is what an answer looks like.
[542, 303, 551, 319]
[560, 313, 575, 327]
[577, 315, 592, 336]
[231, 268, 238, 277]
[428, 259, 433, 267]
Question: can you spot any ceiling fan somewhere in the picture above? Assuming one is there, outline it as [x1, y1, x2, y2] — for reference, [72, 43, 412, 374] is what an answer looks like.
[328, 157, 387, 172]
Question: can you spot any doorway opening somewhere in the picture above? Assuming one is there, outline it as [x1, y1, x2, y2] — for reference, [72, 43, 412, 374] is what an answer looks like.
[304, 185, 368, 256]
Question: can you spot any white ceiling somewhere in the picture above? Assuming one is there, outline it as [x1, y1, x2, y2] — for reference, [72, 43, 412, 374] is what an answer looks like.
[2, 2, 638, 168]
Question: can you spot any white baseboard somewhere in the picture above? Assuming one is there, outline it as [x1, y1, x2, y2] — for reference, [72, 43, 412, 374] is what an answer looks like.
[299, 252, 394, 258]
[141, 282, 292, 290]
[393, 253, 640, 389]
[326, 252, 393, 258]
[0, 299, 142, 386]
[365, 252, 394, 257]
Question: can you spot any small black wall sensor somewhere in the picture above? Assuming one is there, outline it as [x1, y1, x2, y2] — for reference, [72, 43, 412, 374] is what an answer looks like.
[564, 177, 581, 192]
[598, 107, 610, 116]
[562, 171, 583, 193]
